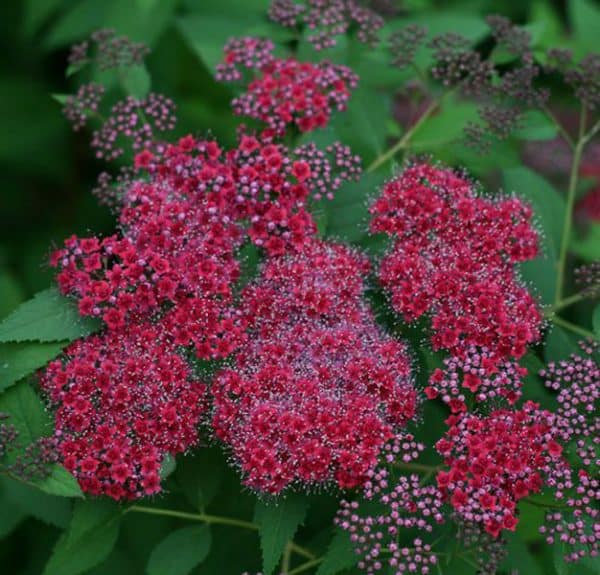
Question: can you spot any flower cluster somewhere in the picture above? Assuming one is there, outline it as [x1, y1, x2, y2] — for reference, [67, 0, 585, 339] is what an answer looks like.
[90, 94, 177, 161]
[370, 163, 541, 363]
[68, 28, 149, 71]
[268, 0, 384, 50]
[539, 341, 599, 562]
[62, 83, 105, 131]
[435, 402, 571, 538]
[39, 321, 206, 500]
[212, 240, 416, 493]
[425, 346, 527, 411]
[218, 37, 358, 134]
[336, 436, 444, 575]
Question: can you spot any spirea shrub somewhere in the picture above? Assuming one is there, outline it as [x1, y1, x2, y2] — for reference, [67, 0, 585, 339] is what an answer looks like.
[1, 4, 599, 575]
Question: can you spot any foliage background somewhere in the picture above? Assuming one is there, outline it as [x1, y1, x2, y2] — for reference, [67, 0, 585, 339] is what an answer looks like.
[0, 1, 598, 574]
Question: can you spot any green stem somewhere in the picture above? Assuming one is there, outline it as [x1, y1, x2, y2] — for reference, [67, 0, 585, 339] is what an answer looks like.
[282, 542, 292, 574]
[288, 557, 323, 575]
[127, 505, 258, 530]
[290, 542, 315, 560]
[366, 97, 442, 173]
[548, 292, 586, 314]
[552, 316, 596, 340]
[555, 108, 587, 306]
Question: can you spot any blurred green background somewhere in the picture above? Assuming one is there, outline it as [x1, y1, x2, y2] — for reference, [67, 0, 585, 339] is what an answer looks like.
[0, 1, 598, 573]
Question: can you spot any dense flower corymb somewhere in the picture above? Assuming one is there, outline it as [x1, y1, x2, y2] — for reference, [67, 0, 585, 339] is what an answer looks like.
[371, 163, 542, 362]
[436, 402, 571, 538]
[40, 321, 206, 500]
[212, 240, 416, 493]
[217, 37, 358, 134]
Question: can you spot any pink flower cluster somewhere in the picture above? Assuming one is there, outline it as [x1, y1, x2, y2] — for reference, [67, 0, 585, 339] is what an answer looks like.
[425, 345, 527, 412]
[217, 37, 358, 134]
[212, 240, 417, 493]
[39, 321, 206, 500]
[370, 163, 542, 363]
[336, 436, 444, 575]
[435, 401, 571, 538]
[539, 341, 599, 562]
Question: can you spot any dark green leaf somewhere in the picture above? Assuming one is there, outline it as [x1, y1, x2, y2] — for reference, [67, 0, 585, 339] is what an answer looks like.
[515, 110, 558, 141]
[120, 64, 151, 99]
[593, 305, 600, 339]
[0, 380, 50, 455]
[571, 223, 600, 262]
[0, 287, 100, 343]
[0, 341, 66, 392]
[316, 529, 358, 575]
[147, 524, 212, 575]
[1, 476, 72, 528]
[254, 494, 309, 575]
[43, 500, 121, 575]
[33, 464, 84, 498]
[503, 168, 565, 305]
[545, 324, 580, 363]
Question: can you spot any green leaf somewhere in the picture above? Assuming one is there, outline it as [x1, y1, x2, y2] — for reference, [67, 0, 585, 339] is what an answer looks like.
[0, 487, 27, 538]
[324, 172, 386, 244]
[503, 168, 565, 305]
[571, 223, 600, 262]
[570, 0, 600, 56]
[316, 529, 358, 575]
[515, 110, 559, 141]
[43, 0, 110, 48]
[332, 88, 389, 164]
[0, 287, 100, 343]
[410, 98, 479, 149]
[121, 64, 151, 99]
[593, 305, 600, 339]
[501, 532, 544, 575]
[254, 494, 309, 575]
[1, 476, 72, 528]
[147, 524, 212, 575]
[43, 500, 121, 575]
[0, 341, 67, 392]
[0, 380, 50, 455]
[176, 449, 224, 511]
[553, 542, 570, 575]
[0, 272, 25, 320]
[33, 464, 84, 498]
[159, 453, 176, 480]
[545, 324, 580, 363]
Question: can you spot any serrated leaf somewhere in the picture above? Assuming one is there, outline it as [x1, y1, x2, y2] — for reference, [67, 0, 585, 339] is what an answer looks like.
[147, 524, 212, 575]
[33, 464, 84, 498]
[254, 495, 309, 575]
[0, 341, 67, 392]
[1, 476, 72, 528]
[0, 287, 100, 343]
[44, 500, 121, 575]
[316, 529, 358, 575]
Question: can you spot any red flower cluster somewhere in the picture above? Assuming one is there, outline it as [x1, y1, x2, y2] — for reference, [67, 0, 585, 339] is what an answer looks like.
[217, 37, 358, 134]
[52, 134, 361, 330]
[40, 321, 206, 500]
[370, 163, 541, 362]
[435, 402, 570, 538]
[425, 345, 527, 412]
[212, 240, 416, 493]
